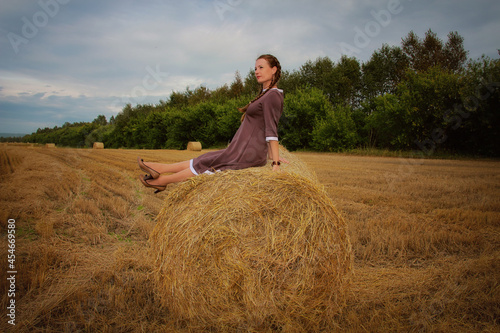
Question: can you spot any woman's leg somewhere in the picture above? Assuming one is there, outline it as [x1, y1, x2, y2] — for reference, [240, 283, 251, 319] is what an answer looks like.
[143, 160, 191, 174]
[145, 167, 195, 186]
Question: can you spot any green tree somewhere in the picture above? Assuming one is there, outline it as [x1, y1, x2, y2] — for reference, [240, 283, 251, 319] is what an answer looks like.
[167, 91, 189, 107]
[399, 66, 463, 152]
[333, 55, 362, 108]
[278, 69, 302, 94]
[242, 69, 259, 96]
[92, 115, 107, 126]
[297, 56, 362, 107]
[402, 29, 468, 73]
[363, 66, 464, 151]
[279, 88, 332, 150]
[214, 95, 249, 144]
[299, 57, 336, 93]
[140, 111, 174, 149]
[211, 84, 231, 103]
[185, 86, 212, 106]
[364, 93, 407, 149]
[362, 44, 408, 98]
[86, 124, 113, 147]
[451, 56, 500, 156]
[229, 71, 244, 98]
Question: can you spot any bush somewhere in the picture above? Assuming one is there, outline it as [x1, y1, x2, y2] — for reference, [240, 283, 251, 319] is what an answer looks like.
[312, 104, 358, 151]
[279, 88, 331, 150]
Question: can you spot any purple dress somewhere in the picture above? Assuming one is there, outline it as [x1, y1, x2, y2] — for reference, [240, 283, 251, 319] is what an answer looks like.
[190, 88, 284, 175]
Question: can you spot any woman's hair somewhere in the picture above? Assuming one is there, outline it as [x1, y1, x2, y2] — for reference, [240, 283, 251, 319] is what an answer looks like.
[238, 54, 282, 117]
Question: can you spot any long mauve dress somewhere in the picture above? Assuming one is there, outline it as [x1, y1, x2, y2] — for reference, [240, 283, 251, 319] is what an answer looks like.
[190, 88, 284, 175]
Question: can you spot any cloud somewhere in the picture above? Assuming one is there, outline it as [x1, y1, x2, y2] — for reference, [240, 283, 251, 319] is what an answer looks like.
[0, 0, 499, 134]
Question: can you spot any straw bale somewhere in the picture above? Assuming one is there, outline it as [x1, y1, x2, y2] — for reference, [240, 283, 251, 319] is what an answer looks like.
[45, 143, 56, 148]
[93, 142, 104, 149]
[150, 147, 353, 331]
[187, 141, 202, 151]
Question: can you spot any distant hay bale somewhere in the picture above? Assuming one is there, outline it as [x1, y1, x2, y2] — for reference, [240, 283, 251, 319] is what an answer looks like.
[149, 147, 353, 331]
[45, 143, 56, 148]
[187, 141, 202, 151]
[93, 142, 104, 149]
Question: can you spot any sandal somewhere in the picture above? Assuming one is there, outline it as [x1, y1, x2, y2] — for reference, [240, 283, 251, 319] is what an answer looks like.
[139, 175, 166, 194]
[137, 157, 160, 179]
[143, 174, 155, 181]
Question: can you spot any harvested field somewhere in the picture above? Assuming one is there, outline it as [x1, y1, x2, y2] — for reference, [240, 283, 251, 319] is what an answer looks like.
[0, 146, 498, 332]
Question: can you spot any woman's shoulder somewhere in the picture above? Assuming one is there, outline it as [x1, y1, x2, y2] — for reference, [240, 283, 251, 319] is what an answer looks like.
[263, 88, 284, 101]
[267, 88, 283, 94]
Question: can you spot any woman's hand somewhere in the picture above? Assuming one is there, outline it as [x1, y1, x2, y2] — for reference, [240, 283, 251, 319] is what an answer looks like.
[268, 140, 289, 171]
[279, 157, 289, 164]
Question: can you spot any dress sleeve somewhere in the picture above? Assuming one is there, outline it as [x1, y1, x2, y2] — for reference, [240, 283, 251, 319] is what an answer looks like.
[263, 91, 283, 142]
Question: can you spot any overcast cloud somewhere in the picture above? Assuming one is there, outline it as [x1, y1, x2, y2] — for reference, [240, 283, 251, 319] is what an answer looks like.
[1, 0, 499, 134]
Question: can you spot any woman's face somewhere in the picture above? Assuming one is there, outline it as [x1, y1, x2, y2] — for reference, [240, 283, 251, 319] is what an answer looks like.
[255, 58, 277, 89]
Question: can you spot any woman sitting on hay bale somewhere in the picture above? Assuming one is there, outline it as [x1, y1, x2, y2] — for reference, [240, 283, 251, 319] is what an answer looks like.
[138, 54, 288, 193]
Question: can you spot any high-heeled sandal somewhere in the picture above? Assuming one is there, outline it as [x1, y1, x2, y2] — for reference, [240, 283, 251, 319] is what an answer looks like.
[143, 174, 154, 181]
[137, 157, 160, 179]
[139, 175, 166, 194]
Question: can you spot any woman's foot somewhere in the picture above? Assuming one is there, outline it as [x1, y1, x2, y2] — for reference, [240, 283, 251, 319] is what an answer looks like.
[137, 157, 160, 179]
[139, 175, 166, 194]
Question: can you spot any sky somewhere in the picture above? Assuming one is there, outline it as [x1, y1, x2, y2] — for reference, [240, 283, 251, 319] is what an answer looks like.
[0, 0, 499, 135]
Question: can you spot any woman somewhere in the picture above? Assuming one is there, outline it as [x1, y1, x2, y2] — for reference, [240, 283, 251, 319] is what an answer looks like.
[138, 54, 287, 193]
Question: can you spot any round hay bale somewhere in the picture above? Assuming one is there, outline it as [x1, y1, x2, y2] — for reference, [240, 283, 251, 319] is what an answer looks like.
[149, 148, 353, 331]
[187, 141, 202, 151]
[93, 142, 104, 149]
[45, 143, 56, 148]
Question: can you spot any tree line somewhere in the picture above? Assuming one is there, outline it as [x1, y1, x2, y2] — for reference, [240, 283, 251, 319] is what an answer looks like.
[21, 30, 500, 157]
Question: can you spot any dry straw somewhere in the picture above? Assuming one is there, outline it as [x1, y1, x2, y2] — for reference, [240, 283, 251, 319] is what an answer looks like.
[149, 147, 353, 331]
[93, 142, 104, 149]
[187, 141, 202, 151]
